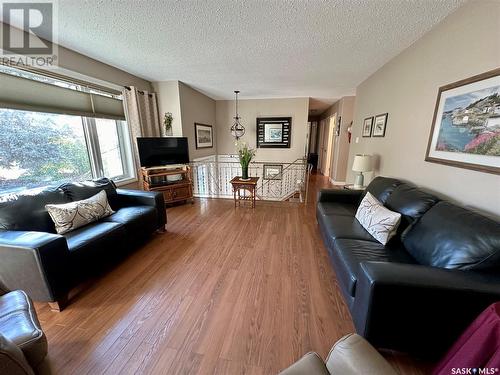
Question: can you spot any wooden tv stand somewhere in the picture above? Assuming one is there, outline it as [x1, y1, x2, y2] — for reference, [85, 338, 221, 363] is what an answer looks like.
[141, 165, 194, 205]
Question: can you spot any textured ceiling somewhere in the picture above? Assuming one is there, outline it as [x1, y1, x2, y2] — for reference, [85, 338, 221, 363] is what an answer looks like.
[43, 0, 464, 100]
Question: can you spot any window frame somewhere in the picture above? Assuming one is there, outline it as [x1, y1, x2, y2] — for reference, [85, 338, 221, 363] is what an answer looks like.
[83, 117, 136, 184]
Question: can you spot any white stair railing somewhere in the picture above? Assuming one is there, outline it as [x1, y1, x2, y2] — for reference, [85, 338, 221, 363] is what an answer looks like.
[190, 157, 308, 202]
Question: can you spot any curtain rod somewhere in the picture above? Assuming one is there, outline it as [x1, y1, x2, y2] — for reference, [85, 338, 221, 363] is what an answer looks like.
[124, 86, 154, 97]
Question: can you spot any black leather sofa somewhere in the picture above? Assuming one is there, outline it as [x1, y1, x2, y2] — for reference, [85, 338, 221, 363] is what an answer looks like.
[316, 177, 500, 357]
[0, 178, 166, 311]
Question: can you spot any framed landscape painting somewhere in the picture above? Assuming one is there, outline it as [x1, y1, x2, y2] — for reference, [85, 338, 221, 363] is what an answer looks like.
[425, 68, 500, 175]
[362, 117, 373, 137]
[194, 123, 213, 149]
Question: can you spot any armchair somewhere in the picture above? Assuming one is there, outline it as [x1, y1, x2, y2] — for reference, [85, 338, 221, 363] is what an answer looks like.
[0, 288, 47, 374]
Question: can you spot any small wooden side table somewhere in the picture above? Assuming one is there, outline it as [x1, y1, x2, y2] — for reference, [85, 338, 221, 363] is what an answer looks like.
[230, 176, 259, 208]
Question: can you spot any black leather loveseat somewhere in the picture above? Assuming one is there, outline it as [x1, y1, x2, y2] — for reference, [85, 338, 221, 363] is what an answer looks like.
[317, 177, 500, 357]
[0, 178, 166, 311]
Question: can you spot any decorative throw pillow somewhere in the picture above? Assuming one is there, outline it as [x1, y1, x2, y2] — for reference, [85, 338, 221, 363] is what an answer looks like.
[355, 192, 401, 245]
[45, 190, 114, 234]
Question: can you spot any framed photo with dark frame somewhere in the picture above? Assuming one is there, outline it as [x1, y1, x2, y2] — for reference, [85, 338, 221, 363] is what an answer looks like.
[194, 123, 213, 149]
[362, 117, 373, 137]
[372, 113, 388, 137]
[425, 68, 500, 175]
[256, 117, 291, 148]
[263, 164, 283, 180]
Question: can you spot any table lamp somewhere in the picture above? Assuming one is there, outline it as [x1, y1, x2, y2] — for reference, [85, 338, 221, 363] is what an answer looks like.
[352, 154, 372, 188]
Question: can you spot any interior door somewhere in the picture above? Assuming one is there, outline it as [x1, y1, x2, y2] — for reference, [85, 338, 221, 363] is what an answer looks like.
[318, 119, 326, 173]
[323, 115, 335, 177]
[320, 120, 331, 175]
[327, 115, 336, 178]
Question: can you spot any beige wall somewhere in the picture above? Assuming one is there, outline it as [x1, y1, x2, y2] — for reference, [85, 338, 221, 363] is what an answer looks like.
[215, 97, 309, 162]
[348, 0, 500, 217]
[178, 82, 217, 160]
[57, 46, 152, 91]
[152, 81, 183, 136]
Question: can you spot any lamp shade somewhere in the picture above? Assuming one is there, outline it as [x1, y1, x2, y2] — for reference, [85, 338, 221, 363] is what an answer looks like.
[352, 154, 372, 172]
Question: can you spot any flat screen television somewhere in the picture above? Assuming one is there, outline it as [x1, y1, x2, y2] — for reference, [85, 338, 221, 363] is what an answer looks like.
[136, 137, 190, 167]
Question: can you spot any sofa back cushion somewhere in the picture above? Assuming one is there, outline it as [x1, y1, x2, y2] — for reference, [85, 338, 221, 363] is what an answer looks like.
[385, 184, 440, 236]
[363, 177, 402, 204]
[403, 201, 500, 270]
[59, 178, 118, 208]
[0, 187, 69, 233]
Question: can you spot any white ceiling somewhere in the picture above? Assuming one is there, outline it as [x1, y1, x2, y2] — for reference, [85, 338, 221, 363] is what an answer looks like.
[45, 1, 464, 102]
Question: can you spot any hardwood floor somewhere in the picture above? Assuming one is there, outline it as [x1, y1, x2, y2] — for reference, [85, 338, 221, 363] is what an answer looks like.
[35, 173, 431, 374]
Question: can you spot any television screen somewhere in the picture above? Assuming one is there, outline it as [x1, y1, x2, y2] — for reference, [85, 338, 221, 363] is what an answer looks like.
[136, 137, 190, 167]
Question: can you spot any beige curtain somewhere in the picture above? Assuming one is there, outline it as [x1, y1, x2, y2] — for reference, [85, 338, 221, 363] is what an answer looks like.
[122, 86, 161, 173]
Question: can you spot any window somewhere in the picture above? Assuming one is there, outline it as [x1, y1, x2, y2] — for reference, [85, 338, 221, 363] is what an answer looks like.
[0, 65, 135, 194]
[0, 108, 135, 194]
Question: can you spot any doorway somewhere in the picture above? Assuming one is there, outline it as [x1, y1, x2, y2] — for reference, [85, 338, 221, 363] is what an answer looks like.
[319, 115, 336, 177]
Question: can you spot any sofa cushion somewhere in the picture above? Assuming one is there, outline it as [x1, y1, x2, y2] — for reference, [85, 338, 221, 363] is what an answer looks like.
[0, 290, 47, 367]
[317, 201, 357, 217]
[0, 187, 69, 233]
[317, 213, 378, 248]
[103, 206, 157, 234]
[385, 184, 439, 235]
[46, 191, 114, 234]
[64, 221, 126, 270]
[404, 201, 500, 270]
[330, 239, 418, 298]
[59, 178, 118, 208]
[363, 177, 402, 204]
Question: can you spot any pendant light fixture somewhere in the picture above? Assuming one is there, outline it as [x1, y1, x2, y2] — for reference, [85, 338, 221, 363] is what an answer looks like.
[230, 90, 245, 139]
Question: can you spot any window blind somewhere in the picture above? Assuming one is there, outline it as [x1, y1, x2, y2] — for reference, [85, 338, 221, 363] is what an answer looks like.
[0, 72, 126, 120]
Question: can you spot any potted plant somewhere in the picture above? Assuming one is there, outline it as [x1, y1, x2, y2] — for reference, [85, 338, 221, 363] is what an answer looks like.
[163, 112, 173, 135]
[236, 141, 256, 181]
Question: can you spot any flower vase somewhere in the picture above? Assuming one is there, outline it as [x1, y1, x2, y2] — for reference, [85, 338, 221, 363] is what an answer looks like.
[241, 165, 249, 180]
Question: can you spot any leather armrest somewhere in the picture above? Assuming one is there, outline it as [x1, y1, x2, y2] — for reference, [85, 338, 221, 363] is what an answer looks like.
[116, 189, 166, 228]
[0, 334, 34, 375]
[0, 231, 70, 302]
[326, 333, 396, 375]
[352, 261, 500, 357]
[317, 189, 362, 204]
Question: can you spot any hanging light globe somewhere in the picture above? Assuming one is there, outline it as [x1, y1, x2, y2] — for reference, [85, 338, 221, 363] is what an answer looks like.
[230, 90, 245, 139]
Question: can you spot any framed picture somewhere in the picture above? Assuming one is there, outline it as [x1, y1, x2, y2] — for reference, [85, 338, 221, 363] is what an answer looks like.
[194, 123, 213, 149]
[263, 164, 283, 180]
[256, 117, 291, 148]
[425, 68, 500, 175]
[362, 117, 373, 137]
[372, 113, 388, 137]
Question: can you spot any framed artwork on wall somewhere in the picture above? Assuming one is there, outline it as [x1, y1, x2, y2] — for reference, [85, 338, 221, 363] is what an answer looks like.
[372, 113, 388, 137]
[194, 123, 213, 149]
[362, 117, 373, 137]
[256, 117, 291, 148]
[425, 68, 500, 175]
[263, 164, 283, 180]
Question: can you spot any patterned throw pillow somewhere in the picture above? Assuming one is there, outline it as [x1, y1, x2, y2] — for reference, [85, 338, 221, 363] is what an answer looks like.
[355, 191, 401, 245]
[45, 190, 114, 234]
